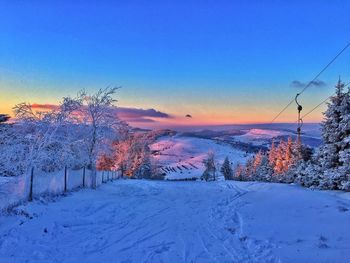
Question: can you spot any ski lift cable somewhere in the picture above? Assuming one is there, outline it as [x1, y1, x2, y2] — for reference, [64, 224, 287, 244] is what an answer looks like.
[298, 80, 350, 120]
[301, 95, 333, 119]
[270, 42, 350, 124]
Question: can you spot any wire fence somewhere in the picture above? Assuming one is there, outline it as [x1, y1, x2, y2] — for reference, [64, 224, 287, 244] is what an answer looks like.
[0, 167, 121, 212]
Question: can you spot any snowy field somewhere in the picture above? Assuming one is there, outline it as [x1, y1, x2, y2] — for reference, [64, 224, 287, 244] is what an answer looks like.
[232, 129, 289, 146]
[150, 135, 248, 180]
[0, 180, 349, 263]
[231, 128, 322, 148]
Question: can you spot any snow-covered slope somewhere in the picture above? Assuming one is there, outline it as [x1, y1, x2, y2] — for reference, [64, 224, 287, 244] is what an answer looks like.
[0, 180, 349, 262]
[232, 128, 322, 147]
[150, 135, 248, 180]
[233, 128, 287, 146]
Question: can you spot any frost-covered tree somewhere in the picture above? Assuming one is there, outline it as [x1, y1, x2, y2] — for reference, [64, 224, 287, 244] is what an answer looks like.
[202, 151, 216, 181]
[315, 79, 350, 190]
[253, 150, 263, 173]
[234, 137, 301, 183]
[268, 140, 276, 167]
[133, 145, 152, 179]
[0, 87, 125, 182]
[234, 163, 244, 181]
[221, 157, 233, 180]
[65, 87, 123, 187]
[0, 122, 30, 176]
[253, 152, 273, 181]
[318, 80, 346, 169]
[11, 102, 71, 173]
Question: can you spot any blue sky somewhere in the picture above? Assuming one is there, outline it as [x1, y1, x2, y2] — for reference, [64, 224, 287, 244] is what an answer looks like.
[1, 1, 349, 126]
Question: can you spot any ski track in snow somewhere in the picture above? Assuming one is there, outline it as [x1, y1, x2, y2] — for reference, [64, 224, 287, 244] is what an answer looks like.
[0, 180, 349, 263]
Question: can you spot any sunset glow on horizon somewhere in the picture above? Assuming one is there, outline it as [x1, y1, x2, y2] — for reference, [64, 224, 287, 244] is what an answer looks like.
[1, 1, 350, 129]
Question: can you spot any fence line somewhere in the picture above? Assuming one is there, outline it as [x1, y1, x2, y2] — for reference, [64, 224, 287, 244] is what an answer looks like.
[0, 167, 121, 212]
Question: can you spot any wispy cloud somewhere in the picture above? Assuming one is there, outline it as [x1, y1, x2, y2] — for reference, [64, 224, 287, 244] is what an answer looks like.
[290, 80, 326, 88]
[117, 107, 172, 123]
[31, 103, 59, 110]
[117, 107, 171, 119]
[30, 103, 171, 123]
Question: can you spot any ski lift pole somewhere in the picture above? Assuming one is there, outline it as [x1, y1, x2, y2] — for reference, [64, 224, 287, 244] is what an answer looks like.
[295, 93, 303, 146]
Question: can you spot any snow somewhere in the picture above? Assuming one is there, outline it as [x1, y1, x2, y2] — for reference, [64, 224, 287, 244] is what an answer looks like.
[231, 128, 322, 147]
[150, 135, 248, 180]
[233, 128, 290, 146]
[1, 180, 349, 263]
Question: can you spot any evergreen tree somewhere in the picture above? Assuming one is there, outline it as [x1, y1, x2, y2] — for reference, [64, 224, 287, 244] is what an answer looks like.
[255, 153, 273, 181]
[268, 140, 276, 166]
[234, 163, 244, 181]
[317, 79, 350, 190]
[253, 150, 263, 173]
[319, 79, 345, 168]
[133, 145, 152, 179]
[274, 140, 285, 175]
[244, 158, 254, 180]
[202, 151, 216, 181]
[221, 157, 233, 180]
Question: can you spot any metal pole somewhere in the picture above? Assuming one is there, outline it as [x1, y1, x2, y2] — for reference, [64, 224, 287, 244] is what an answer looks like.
[83, 166, 86, 187]
[29, 167, 34, 202]
[64, 166, 67, 192]
[295, 93, 303, 145]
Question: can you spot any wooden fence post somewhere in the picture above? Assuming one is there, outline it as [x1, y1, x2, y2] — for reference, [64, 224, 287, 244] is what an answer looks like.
[64, 166, 68, 192]
[83, 166, 86, 187]
[28, 167, 34, 202]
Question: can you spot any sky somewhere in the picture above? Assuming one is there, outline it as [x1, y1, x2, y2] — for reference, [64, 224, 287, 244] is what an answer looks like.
[1, 0, 350, 128]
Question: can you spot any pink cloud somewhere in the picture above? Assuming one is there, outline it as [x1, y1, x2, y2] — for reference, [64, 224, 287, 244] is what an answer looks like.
[30, 103, 171, 123]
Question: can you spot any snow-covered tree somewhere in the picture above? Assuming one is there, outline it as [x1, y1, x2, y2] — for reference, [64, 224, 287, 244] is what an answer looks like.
[0, 87, 125, 182]
[318, 80, 346, 169]
[221, 156, 233, 180]
[133, 145, 152, 179]
[253, 150, 263, 173]
[254, 153, 273, 181]
[63, 87, 123, 187]
[315, 79, 350, 190]
[234, 137, 301, 183]
[234, 163, 244, 181]
[268, 140, 276, 167]
[202, 151, 217, 181]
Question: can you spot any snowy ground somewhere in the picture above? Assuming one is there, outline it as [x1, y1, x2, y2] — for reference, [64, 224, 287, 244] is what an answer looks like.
[150, 135, 248, 180]
[231, 128, 322, 147]
[1, 180, 349, 263]
[232, 129, 288, 146]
